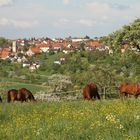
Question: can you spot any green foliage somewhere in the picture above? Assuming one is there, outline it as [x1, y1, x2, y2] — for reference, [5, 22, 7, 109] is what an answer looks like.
[0, 37, 10, 48]
[102, 18, 140, 52]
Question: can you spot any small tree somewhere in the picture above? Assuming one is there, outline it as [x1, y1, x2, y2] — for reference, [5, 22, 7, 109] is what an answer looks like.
[48, 74, 72, 92]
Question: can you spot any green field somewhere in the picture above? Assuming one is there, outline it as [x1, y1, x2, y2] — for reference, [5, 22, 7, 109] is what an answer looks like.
[0, 99, 140, 140]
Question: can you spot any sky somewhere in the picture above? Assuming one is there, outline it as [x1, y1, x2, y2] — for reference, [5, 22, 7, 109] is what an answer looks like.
[0, 0, 140, 39]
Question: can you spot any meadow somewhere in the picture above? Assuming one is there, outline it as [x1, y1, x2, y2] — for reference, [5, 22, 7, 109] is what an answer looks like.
[0, 99, 140, 140]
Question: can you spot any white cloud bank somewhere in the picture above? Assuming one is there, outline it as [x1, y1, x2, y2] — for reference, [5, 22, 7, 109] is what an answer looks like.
[79, 19, 97, 27]
[0, 0, 13, 7]
[0, 18, 38, 28]
[63, 0, 71, 5]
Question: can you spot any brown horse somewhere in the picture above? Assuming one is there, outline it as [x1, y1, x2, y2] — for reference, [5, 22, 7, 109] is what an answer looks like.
[17, 88, 36, 102]
[83, 83, 100, 100]
[7, 89, 18, 102]
[120, 83, 140, 100]
[7, 88, 36, 102]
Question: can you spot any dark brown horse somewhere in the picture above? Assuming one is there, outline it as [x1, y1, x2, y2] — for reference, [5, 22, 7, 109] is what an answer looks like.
[7, 89, 18, 102]
[17, 88, 36, 102]
[83, 83, 100, 100]
[7, 88, 36, 102]
[120, 83, 140, 100]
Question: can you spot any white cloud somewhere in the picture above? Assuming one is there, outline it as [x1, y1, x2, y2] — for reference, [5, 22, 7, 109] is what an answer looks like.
[86, 2, 131, 15]
[63, 0, 71, 5]
[0, 0, 13, 7]
[79, 19, 97, 27]
[53, 18, 70, 27]
[0, 18, 38, 28]
[86, 2, 111, 14]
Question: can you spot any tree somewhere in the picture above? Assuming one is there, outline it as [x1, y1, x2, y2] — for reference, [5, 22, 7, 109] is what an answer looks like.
[78, 42, 86, 51]
[84, 35, 90, 39]
[103, 18, 140, 52]
[48, 74, 72, 92]
[0, 37, 9, 48]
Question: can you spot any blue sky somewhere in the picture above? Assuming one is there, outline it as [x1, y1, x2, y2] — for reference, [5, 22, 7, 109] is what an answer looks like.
[0, 0, 140, 39]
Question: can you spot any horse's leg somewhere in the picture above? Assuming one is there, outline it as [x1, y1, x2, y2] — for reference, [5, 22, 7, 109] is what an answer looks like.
[134, 94, 139, 99]
[7, 97, 11, 103]
[11, 97, 15, 103]
[120, 93, 124, 101]
[96, 93, 101, 100]
[124, 93, 128, 100]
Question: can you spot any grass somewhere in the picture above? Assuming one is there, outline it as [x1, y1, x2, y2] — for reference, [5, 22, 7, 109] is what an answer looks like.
[0, 99, 140, 140]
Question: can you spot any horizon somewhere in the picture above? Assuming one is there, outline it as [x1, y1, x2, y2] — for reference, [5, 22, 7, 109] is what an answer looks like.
[0, 0, 140, 39]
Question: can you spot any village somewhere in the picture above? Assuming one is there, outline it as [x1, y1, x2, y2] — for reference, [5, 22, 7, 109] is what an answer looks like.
[0, 37, 114, 71]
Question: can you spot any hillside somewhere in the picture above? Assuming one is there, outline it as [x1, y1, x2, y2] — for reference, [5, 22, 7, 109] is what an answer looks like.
[0, 49, 139, 100]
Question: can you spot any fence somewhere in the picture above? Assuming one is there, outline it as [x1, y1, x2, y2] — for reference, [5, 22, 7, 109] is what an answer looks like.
[0, 81, 120, 101]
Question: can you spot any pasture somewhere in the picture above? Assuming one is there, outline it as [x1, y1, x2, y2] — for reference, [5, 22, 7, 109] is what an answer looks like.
[0, 99, 140, 140]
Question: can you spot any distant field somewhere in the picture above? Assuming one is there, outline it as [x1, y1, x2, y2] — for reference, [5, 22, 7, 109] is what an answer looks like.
[0, 81, 48, 92]
[0, 99, 140, 140]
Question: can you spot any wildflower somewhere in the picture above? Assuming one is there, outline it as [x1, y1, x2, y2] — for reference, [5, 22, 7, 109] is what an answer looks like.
[134, 115, 139, 120]
[105, 114, 117, 124]
[119, 124, 124, 129]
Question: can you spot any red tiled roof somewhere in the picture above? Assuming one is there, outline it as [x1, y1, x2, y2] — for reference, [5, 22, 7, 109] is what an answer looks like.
[52, 43, 63, 48]
[36, 43, 49, 48]
[31, 47, 41, 53]
[87, 41, 102, 48]
[0, 48, 11, 59]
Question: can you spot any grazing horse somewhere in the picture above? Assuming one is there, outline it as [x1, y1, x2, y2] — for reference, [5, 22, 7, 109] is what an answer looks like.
[83, 83, 100, 100]
[120, 83, 140, 100]
[0, 96, 2, 102]
[17, 88, 36, 102]
[7, 88, 36, 102]
[7, 89, 18, 102]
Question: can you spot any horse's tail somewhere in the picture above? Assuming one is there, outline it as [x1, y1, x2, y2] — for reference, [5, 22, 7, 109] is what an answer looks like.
[96, 91, 101, 100]
[7, 91, 11, 103]
[0, 96, 2, 102]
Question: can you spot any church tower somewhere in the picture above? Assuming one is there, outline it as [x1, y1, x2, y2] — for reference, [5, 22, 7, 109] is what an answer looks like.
[12, 41, 17, 53]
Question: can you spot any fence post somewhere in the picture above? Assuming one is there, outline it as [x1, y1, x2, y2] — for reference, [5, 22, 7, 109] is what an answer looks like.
[103, 87, 106, 99]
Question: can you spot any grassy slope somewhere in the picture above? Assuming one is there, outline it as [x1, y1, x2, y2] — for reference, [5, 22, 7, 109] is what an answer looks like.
[0, 99, 140, 140]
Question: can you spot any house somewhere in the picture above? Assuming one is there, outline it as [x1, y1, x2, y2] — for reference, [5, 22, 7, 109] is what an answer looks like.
[52, 43, 62, 50]
[23, 62, 30, 68]
[21, 56, 28, 62]
[17, 57, 22, 63]
[85, 40, 102, 50]
[52, 43, 63, 53]
[71, 38, 88, 42]
[54, 60, 61, 65]
[63, 50, 69, 54]
[26, 48, 34, 56]
[0, 48, 11, 59]
[29, 62, 40, 71]
[26, 47, 41, 56]
[29, 64, 37, 72]
[37, 43, 50, 52]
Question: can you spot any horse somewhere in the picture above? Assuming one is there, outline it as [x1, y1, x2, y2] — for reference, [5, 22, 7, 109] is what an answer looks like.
[0, 96, 2, 102]
[17, 88, 36, 102]
[120, 83, 140, 100]
[83, 83, 100, 100]
[7, 88, 36, 103]
[7, 89, 18, 102]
